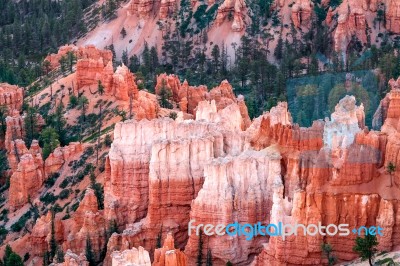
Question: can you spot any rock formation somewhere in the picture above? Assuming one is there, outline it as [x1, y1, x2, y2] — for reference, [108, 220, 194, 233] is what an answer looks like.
[8, 140, 44, 209]
[155, 75, 251, 129]
[44, 45, 77, 70]
[153, 233, 187, 266]
[291, 0, 314, 28]
[216, 0, 246, 31]
[51, 250, 89, 266]
[103, 99, 251, 263]
[127, 0, 177, 18]
[0, 83, 24, 114]
[333, 0, 368, 52]
[386, 0, 400, 34]
[252, 190, 400, 265]
[111, 246, 151, 266]
[44, 142, 83, 176]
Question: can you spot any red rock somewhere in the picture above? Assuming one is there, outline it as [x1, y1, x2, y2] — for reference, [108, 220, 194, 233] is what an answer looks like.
[153, 233, 188, 266]
[0, 83, 24, 113]
[291, 0, 313, 28]
[386, 0, 400, 34]
[334, 0, 367, 52]
[216, 0, 246, 31]
[44, 142, 83, 176]
[44, 45, 76, 70]
[8, 140, 44, 209]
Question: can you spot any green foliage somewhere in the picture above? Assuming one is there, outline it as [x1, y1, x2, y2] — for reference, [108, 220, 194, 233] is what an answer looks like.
[10, 211, 31, 232]
[24, 107, 40, 148]
[158, 79, 173, 109]
[0, 0, 98, 86]
[2, 245, 23, 266]
[0, 149, 9, 177]
[120, 27, 127, 39]
[40, 192, 59, 204]
[387, 162, 396, 175]
[321, 243, 336, 266]
[169, 112, 178, 120]
[97, 80, 105, 95]
[44, 172, 60, 188]
[85, 236, 96, 266]
[90, 172, 104, 209]
[69, 95, 79, 108]
[353, 234, 378, 266]
[46, 102, 68, 145]
[226, 261, 233, 266]
[59, 189, 70, 199]
[40, 127, 60, 160]
[104, 134, 112, 147]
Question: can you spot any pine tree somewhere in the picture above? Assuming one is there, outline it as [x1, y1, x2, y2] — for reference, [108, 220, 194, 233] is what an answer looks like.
[158, 79, 173, 109]
[85, 236, 96, 266]
[122, 49, 129, 65]
[353, 234, 378, 266]
[97, 80, 105, 95]
[40, 128, 60, 160]
[120, 27, 127, 39]
[24, 107, 39, 148]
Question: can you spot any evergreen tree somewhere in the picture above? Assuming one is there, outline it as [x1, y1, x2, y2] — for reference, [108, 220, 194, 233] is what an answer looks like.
[158, 79, 172, 109]
[40, 127, 60, 160]
[97, 80, 105, 95]
[353, 234, 378, 266]
[122, 49, 129, 66]
[24, 107, 39, 148]
[90, 172, 104, 209]
[120, 27, 127, 39]
[85, 235, 96, 266]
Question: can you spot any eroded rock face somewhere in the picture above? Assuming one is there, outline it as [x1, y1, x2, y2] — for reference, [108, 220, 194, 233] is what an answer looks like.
[51, 250, 89, 266]
[44, 45, 77, 70]
[8, 140, 44, 209]
[334, 0, 367, 52]
[153, 233, 188, 266]
[111, 246, 151, 266]
[253, 190, 400, 265]
[30, 189, 106, 259]
[154, 75, 251, 129]
[127, 0, 177, 18]
[291, 0, 314, 28]
[44, 142, 83, 176]
[216, 0, 246, 31]
[185, 147, 282, 265]
[0, 83, 24, 114]
[103, 100, 252, 264]
[386, 0, 400, 34]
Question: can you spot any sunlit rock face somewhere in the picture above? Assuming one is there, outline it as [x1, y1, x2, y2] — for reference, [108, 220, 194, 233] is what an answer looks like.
[111, 246, 151, 266]
[216, 0, 246, 31]
[0, 83, 24, 114]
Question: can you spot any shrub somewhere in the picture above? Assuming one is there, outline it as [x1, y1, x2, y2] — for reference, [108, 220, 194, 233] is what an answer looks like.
[45, 172, 60, 188]
[59, 178, 70, 189]
[40, 192, 58, 205]
[59, 189, 70, 200]
[69, 95, 78, 108]
[11, 211, 31, 232]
